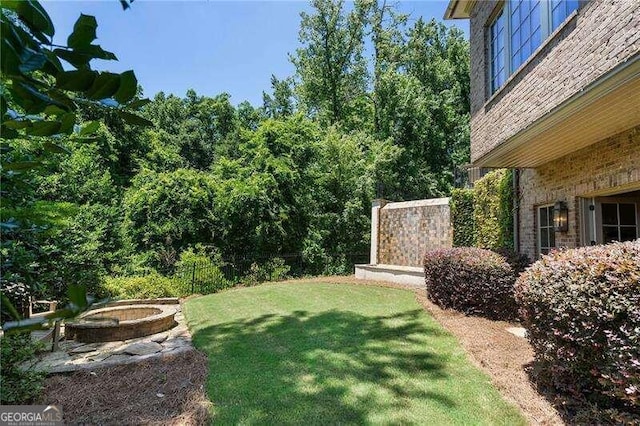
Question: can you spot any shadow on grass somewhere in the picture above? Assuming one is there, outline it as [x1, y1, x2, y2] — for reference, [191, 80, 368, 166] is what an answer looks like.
[193, 308, 456, 424]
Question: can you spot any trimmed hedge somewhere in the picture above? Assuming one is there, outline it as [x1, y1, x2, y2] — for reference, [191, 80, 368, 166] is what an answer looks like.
[450, 188, 475, 247]
[515, 240, 640, 419]
[424, 247, 520, 320]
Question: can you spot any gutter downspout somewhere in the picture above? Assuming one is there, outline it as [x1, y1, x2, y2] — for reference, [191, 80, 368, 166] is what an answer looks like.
[513, 169, 520, 253]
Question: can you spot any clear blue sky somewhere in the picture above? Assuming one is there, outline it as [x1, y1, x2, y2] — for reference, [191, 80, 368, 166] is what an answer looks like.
[43, 1, 468, 106]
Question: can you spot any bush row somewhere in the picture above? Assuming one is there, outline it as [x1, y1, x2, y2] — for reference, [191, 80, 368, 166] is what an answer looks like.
[423, 247, 523, 320]
[424, 241, 639, 421]
[515, 240, 640, 417]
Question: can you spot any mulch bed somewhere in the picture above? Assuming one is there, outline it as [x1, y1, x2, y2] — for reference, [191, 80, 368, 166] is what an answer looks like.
[40, 349, 211, 425]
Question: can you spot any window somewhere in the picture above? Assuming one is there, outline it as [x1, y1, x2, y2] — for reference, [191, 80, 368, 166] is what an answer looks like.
[538, 205, 556, 255]
[489, 0, 579, 94]
[601, 202, 638, 243]
[510, 1, 542, 70]
[551, 0, 579, 30]
[490, 10, 506, 93]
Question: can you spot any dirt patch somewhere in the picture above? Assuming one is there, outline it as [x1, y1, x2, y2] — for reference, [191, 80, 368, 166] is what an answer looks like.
[40, 349, 211, 425]
[284, 276, 564, 425]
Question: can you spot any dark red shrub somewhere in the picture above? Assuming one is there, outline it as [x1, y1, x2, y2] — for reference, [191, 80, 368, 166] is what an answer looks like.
[515, 240, 640, 418]
[423, 247, 520, 320]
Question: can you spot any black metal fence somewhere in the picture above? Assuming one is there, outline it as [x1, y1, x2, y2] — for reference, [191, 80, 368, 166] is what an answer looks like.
[115, 253, 369, 295]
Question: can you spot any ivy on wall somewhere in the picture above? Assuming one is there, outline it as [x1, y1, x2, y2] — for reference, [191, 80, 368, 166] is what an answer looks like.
[450, 169, 514, 250]
[450, 188, 476, 247]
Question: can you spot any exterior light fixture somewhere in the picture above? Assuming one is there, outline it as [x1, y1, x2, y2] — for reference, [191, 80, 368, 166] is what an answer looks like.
[553, 201, 569, 232]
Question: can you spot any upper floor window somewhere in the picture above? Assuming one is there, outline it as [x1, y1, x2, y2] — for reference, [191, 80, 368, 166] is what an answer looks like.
[489, 0, 579, 94]
[490, 10, 506, 93]
[552, 0, 580, 30]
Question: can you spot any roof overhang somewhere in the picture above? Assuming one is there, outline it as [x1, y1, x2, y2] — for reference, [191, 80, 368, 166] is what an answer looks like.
[444, 0, 475, 20]
[473, 54, 640, 168]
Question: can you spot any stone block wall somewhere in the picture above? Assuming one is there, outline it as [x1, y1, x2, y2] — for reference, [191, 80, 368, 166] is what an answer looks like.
[519, 126, 640, 259]
[469, 0, 640, 162]
[376, 199, 452, 267]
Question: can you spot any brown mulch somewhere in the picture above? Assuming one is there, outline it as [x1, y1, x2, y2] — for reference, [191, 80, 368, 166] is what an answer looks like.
[40, 349, 211, 425]
[283, 276, 564, 425]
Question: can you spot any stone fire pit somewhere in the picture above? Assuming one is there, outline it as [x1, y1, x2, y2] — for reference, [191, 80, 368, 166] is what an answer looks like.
[66, 304, 177, 343]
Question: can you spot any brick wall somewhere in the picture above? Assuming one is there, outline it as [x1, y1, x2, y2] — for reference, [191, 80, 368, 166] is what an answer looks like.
[377, 199, 452, 267]
[518, 126, 640, 259]
[469, 0, 640, 162]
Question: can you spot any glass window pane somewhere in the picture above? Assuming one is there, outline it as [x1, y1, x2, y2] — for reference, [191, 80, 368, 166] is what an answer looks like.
[531, 28, 542, 50]
[619, 203, 637, 226]
[601, 203, 619, 225]
[620, 227, 638, 242]
[567, 0, 579, 14]
[603, 226, 619, 243]
[552, 6, 563, 28]
[549, 228, 555, 248]
[541, 228, 549, 247]
[540, 206, 548, 227]
[521, 16, 530, 38]
[531, 3, 540, 28]
[522, 41, 531, 62]
[490, 10, 506, 94]
[551, 0, 578, 30]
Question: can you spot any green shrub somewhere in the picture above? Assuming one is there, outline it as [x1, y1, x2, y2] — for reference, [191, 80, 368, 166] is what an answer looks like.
[0, 333, 45, 404]
[243, 257, 291, 286]
[424, 247, 519, 320]
[102, 272, 184, 299]
[174, 248, 233, 294]
[473, 169, 513, 250]
[450, 188, 475, 246]
[515, 241, 640, 419]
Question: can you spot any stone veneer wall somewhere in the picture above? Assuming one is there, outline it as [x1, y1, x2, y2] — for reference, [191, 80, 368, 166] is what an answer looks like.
[519, 126, 640, 260]
[469, 0, 640, 162]
[377, 199, 452, 267]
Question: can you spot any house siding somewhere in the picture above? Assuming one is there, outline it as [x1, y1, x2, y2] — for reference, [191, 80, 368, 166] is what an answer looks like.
[469, 0, 640, 163]
[518, 126, 640, 259]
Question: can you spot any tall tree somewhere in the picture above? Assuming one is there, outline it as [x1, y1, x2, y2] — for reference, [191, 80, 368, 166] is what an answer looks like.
[262, 75, 296, 119]
[291, 0, 369, 125]
[360, 0, 407, 135]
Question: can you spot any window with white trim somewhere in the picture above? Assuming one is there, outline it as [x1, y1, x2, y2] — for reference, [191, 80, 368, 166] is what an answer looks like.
[601, 202, 638, 243]
[489, 0, 579, 94]
[538, 205, 556, 255]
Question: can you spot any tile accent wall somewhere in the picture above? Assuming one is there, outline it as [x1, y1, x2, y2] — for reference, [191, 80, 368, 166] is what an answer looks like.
[377, 199, 453, 267]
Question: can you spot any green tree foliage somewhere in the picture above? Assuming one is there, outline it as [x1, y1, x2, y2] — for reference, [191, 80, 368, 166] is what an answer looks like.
[291, 1, 470, 200]
[292, 0, 369, 125]
[2, 0, 473, 311]
[121, 168, 218, 268]
[262, 75, 296, 120]
[1, 0, 148, 326]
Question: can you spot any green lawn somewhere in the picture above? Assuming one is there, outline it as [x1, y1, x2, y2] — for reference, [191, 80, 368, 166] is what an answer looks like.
[184, 282, 526, 425]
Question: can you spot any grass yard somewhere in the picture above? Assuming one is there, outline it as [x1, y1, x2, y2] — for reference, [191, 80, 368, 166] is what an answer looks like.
[184, 282, 526, 425]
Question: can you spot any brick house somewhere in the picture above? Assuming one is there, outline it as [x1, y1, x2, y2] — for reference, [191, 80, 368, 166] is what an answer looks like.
[445, 0, 640, 259]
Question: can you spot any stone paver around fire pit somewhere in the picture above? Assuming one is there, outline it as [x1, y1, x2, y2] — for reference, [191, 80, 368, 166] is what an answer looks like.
[24, 304, 193, 374]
